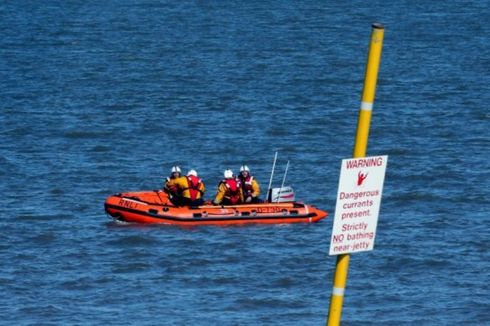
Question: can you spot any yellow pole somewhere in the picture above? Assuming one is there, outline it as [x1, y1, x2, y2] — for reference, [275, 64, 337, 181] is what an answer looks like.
[327, 23, 384, 326]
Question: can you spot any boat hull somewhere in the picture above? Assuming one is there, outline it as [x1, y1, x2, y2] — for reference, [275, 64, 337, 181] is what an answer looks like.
[104, 190, 328, 226]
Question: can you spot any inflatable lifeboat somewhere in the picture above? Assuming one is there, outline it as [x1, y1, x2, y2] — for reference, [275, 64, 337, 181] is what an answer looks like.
[104, 188, 328, 226]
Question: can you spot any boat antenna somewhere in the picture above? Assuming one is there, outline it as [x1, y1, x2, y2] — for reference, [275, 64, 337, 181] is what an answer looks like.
[266, 151, 278, 202]
[276, 160, 290, 202]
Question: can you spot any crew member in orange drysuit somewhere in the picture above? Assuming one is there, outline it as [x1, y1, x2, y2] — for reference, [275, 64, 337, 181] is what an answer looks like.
[237, 165, 261, 203]
[180, 169, 205, 206]
[213, 169, 243, 205]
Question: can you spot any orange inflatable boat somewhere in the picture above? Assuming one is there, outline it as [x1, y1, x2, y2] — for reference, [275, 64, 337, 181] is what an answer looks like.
[104, 190, 328, 226]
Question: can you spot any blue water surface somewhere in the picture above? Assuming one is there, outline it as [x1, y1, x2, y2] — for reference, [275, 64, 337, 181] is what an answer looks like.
[1, 1, 489, 325]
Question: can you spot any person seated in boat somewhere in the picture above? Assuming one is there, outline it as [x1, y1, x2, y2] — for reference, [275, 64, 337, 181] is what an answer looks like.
[181, 169, 205, 206]
[212, 169, 243, 205]
[237, 165, 262, 203]
[164, 165, 186, 205]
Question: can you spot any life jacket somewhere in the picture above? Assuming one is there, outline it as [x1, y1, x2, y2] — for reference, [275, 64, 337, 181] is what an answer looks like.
[239, 175, 254, 196]
[164, 176, 181, 196]
[185, 175, 203, 200]
[222, 178, 241, 204]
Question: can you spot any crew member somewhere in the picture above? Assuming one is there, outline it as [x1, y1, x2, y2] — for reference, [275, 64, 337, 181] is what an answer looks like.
[181, 169, 205, 206]
[213, 169, 243, 205]
[164, 165, 186, 205]
[237, 165, 261, 203]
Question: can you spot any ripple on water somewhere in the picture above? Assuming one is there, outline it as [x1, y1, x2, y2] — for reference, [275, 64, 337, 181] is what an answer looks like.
[105, 235, 162, 247]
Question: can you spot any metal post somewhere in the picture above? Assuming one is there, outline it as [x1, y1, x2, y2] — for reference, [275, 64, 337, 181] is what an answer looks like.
[327, 23, 384, 326]
[266, 152, 278, 202]
[276, 160, 290, 202]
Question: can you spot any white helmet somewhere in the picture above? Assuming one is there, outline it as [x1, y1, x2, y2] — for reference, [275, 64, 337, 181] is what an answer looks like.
[224, 169, 233, 178]
[240, 165, 250, 172]
[171, 166, 181, 173]
[187, 169, 197, 177]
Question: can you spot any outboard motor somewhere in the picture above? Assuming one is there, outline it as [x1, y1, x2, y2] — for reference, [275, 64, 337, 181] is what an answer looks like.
[270, 186, 295, 202]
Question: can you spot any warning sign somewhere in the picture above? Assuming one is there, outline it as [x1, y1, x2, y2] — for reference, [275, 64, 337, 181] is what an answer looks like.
[329, 155, 388, 255]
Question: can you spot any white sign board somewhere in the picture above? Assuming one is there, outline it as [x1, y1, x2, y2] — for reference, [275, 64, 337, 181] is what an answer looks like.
[329, 155, 388, 255]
